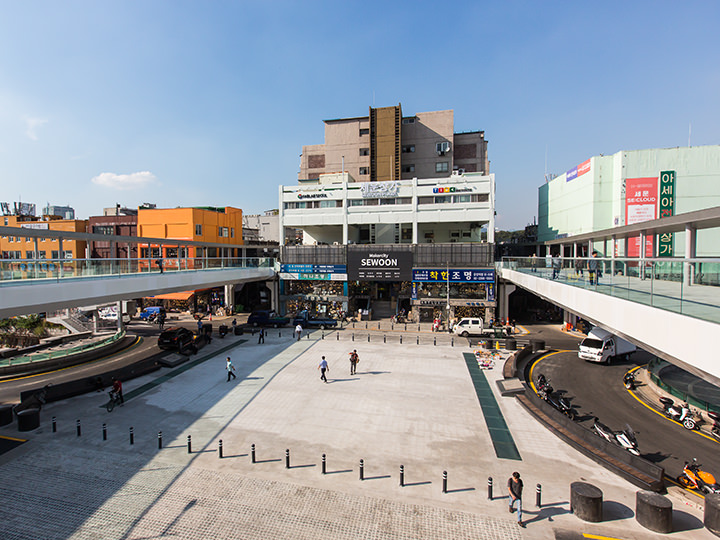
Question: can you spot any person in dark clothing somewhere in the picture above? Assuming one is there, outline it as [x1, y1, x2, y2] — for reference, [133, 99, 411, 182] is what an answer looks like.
[111, 378, 124, 405]
[508, 471, 524, 527]
[588, 251, 599, 284]
[318, 356, 329, 383]
[258, 328, 265, 344]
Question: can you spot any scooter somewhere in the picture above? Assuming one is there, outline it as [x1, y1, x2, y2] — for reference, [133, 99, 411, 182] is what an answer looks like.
[708, 411, 720, 440]
[536, 373, 548, 393]
[537, 380, 577, 420]
[623, 371, 636, 390]
[659, 397, 698, 430]
[592, 417, 640, 455]
[678, 458, 720, 494]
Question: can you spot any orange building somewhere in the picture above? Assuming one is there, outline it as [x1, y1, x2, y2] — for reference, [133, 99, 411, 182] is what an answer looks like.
[137, 206, 243, 264]
[0, 214, 87, 260]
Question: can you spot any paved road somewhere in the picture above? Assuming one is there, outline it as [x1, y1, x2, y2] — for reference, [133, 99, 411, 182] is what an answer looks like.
[530, 350, 720, 484]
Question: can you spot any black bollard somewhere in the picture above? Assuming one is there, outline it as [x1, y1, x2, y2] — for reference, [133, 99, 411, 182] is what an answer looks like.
[434, 336, 436, 346]
[336, 332, 339, 341]
[359, 459, 364, 481]
[307, 332, 309, 340]
[52, 416, 57, 433]
[285, 448, 290, 469]
[365, 322, 368, 329]
[322, 453, 326, 474]
[391, 323, 394, 331]
[102, 423, 107, 441]
[352, 333, 355, 341]
[404, 323, 407, 331]
[158, 431, 163, 450]
[536, 484, 542, 507]
[353, 322, 355, 329]
[251, 443, 256, 463]
[400, 335, 402, 344]
[488, 477, 493, 499]
[417, 324, 420, 332]
[76, 419, 81, 437]
[130, 426, 134, 445]
[451, 337, 454, 347]
[279, 330, 281, 338]
[377, 323, 380, 330]
[187, 435, 192, 454]
[321, 332, 324, 340]
[367, 334, 370, 342]
[400, 464, 405, 487]
[384, 334, 386, 343]
[443, 471, 448, 493]
[218, 439, 223, 458]
[416, 335, 419, 345]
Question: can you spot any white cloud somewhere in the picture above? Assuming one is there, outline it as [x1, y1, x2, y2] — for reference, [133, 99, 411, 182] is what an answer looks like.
[91, 171, 158, 190]
[25, 117, 48, 141]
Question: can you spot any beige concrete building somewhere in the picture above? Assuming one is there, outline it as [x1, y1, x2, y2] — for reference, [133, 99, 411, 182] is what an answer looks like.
[299, 105, 488, 184]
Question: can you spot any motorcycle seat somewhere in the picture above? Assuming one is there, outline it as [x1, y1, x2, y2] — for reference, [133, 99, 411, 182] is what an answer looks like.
[659, 397, 674, 407]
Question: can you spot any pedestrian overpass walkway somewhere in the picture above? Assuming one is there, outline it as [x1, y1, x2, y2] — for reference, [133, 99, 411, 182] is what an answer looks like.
[498, 256, 720, 386]
[0, 257, 275, 319]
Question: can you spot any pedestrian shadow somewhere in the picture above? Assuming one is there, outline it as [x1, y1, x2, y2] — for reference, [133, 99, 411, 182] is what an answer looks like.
[602, 500, 634, 521]
[361, 371, 391, 375]
[521, 502, 570, 525]
[327, 378, 360, 383]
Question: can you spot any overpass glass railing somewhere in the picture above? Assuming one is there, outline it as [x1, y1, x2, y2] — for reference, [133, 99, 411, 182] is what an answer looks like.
[499, 256, 720, 324]
[0, 257, 275, 285]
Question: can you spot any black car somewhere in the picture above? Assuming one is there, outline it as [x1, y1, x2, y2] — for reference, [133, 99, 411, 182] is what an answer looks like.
[158, 327, 196, 353]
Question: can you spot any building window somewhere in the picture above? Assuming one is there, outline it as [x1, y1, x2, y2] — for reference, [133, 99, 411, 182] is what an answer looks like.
[380, 198, 396, 205]
[435, 162, 449, 173]
[231, 228, 235, 238]
[219, 226, 229, 238]
[402, 117, 416, 124]
[417, 197, 434, 205]
[359, 128, 369, 136]
[436, 141, 450, 154]
[3, 218, 7, 225]
[359, 167, 369, 175]
[453, 195, 471, 203]
[359, 148, 370, 156]
[471, 193, 489, 203]
[195, 224, 202, 236]
[26, 251, 35, 259]
[93, 225, 114, 235]
[434, 196, 451, 204]
[402, 145, 415, 153]
[320, 200, 341, 208]
[401, 165, 415, 173]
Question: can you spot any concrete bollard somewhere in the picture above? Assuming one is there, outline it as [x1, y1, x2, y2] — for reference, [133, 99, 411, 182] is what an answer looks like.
[570, 481, 603, 522]
[76, 419, 81, 437]
[704, 493, 720, 536]
[285, 449, 290, 469]
[102, 423, 107, 441]
[187, 435, 192, 454]
[359, 459, 364, 481]
[158, 431, 163, 450]
[442, 471, 448, 493]
[218, 439, 223, 458]
[536, 484, 542, 508]
[322, 453, 326, 474]
[487, 477, 493, 499]
[52, 416, 57, 433]
[400, 465, 405, 487]
[636, 490, 672, 533]
[130, 426, 134, 445]
[251, 443, 256, 463]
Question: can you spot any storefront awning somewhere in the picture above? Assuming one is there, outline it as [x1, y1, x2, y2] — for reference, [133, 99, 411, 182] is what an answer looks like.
[147, 291, 195, 301]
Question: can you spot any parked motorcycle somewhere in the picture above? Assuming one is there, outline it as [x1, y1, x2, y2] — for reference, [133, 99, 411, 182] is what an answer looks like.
[537, 379, 577, 420]
[536, 373, 548, 393]
[678, 458, 720, 494]
[659, 397, 698, 430]
[592, 417, 640, 455]
[708, 411, 720, 440]
[623, 371, 636, 390]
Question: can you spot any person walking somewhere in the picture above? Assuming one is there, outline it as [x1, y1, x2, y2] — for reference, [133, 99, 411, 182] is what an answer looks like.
[530, 252, 537, 273]
[588, 251, 599, 285]
[226, 357, 236, 381]
[158, 311, 166, 330]
[257, 327, 265, 344]
[552, 253, 561, 280]
[349, 349, 359, 375]
[295, 323, 303, 341]
[318, 356, 329, 383]
[508, 471, 525, 527]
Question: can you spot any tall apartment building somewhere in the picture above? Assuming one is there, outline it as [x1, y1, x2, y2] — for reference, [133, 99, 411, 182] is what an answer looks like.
[299, 105, 489, 183]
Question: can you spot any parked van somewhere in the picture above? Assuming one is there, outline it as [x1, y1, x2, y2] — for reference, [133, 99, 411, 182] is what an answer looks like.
[578, 327, 637, 364]
[453, 317, 484, 337]
[139, 306, 166, 321]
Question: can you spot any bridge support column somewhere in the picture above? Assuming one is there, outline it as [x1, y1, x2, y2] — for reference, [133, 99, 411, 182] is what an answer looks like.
[684, 225, 696, 286]
[498, 283, 515, 323]
[224, 285, 233, 313]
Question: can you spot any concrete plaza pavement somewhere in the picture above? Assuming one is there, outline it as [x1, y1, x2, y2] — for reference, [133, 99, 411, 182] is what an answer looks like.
[0, 330, 712, 539]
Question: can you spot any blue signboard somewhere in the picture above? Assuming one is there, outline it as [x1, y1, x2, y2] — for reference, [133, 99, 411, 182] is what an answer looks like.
[412, 269, 495, 283]
[281, 264, 346, 273]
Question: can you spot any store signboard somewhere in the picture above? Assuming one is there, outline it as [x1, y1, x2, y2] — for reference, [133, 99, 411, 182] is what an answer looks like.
[347, 248, 413, 281]
[279, 272, 347, 281]
[658, 170, 676, 257]
[412, 269, 495, 282]
[566, 158, 591, 182]
[280, 264, 346, 273]
[360, 181, 399, 199]
[625, 177, 658, 257]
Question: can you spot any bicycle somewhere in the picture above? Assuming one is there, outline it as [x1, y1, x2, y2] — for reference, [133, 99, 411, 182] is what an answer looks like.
[106, 390, 123, 412]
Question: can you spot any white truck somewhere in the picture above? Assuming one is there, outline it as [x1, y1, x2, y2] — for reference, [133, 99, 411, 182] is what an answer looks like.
[453, 318, 508, 337]
[578, 327, 636, 364]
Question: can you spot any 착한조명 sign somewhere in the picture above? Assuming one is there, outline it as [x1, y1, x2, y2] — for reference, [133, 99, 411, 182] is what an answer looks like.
[347, 247, 413, 281]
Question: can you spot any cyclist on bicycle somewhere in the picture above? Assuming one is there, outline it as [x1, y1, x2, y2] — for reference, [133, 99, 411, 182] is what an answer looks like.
[111, 378, 124, 406]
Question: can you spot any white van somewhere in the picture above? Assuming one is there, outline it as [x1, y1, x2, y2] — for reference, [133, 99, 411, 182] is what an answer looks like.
[453, 317, 484, 337]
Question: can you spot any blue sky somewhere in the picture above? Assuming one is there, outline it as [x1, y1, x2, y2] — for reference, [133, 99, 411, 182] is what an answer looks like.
[1, 1, 718, 230]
